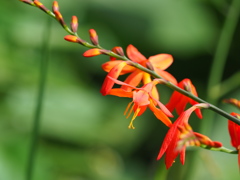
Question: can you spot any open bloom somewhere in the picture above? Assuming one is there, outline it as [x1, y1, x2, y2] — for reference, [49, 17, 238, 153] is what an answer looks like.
[100, 44, 177, 98]
[106, 76, 173, 129]
[228, 112, 240, 168]
[166, 78, 202, 119]
[157, 104, 214, 169]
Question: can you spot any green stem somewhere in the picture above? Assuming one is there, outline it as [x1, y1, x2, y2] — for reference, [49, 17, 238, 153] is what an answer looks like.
[200, 145, 238, 154]
[26, 16, 51, 180]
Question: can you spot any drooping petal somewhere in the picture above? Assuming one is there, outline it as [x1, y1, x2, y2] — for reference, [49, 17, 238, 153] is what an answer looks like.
[148, 102, 172, 127]
[157, 119, 180, 160]
[228, 113, 240, 148]
[166, 91, 181, 112]
[157, 105, 198, 168]
[148, 54, 173, 70]
[180, 146, 186, 165]
[100, 62, 128, 95]
[126, 44, 147, 63]
[152, 98, 173, 118]
[165, 131, 180, 169]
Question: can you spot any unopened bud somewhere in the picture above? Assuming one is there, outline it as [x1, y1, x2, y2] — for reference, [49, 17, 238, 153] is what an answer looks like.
[33, 0, 49, 13]
[71, 16, 78, 33]
[54, 10, 66, 28]
[110, 46, 125, 60]
[20, 0, 34, 5]
[83, 48, 102, 57]
[64, 35, 85, 44]
[52, 1, 59, 12]
[89, 29, 99, 45]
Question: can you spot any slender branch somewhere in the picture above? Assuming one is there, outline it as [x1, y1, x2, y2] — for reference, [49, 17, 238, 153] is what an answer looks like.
[26, 16, 51, 180]
[20, 0, 240, 126]
[200, 144, 238, 154]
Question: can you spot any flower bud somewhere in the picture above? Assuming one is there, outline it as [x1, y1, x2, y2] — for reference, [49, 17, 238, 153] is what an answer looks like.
[54, 10, 66, 28]
[52, 1, 59, 12]
[83, 48, 102, 57]
[71, 16, 78, 33]
[110, 46, 125, 60]
[33, 0, 49, 13]
[89, 29, 99, 45]
[20, 0, 34, 5]
[64, 35, 85, 44]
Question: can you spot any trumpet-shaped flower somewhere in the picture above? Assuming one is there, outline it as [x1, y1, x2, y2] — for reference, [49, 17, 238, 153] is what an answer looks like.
[157, 104, 213, 169]
[228, 112, 240, 168]
[106, 76, 173, 128]
[101, 44, 177, 99]
[166, 78, 202, 119]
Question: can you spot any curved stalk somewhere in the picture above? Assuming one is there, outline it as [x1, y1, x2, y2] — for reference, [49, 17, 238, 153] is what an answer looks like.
[26, 16, 51, 180]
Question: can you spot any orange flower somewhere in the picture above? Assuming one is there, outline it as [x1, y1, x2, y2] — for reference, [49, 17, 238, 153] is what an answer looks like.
[102, 44, 177, 86]
[157, 104, 211, 169]
[100, 45, 177, 104]
[106, 77, 173, 129]
[228, 112, 240, 168]
[166, 78, 202, 119]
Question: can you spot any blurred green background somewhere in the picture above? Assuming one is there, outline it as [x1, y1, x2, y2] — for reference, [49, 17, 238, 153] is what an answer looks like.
[1, 0, 240, 179]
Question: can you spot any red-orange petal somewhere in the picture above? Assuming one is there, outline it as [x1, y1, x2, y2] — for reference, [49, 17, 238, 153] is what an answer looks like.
[149, 54, 173, 70]
[108, 88, 133, 98]
[121, 70, 143, 91]
[228, 113, 240, 148]
[126, 44, 147, 63]
[100, 62, 128, 95]
[148, 102, 172, 127]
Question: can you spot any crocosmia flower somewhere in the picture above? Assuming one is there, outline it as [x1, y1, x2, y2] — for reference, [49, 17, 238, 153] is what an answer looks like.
[157, 104, 211, 169]
[228, 112, 240, 168]
[166, 78, 202, 119]
[106, 76, 173, 129]
[101, 44, 177, 101]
